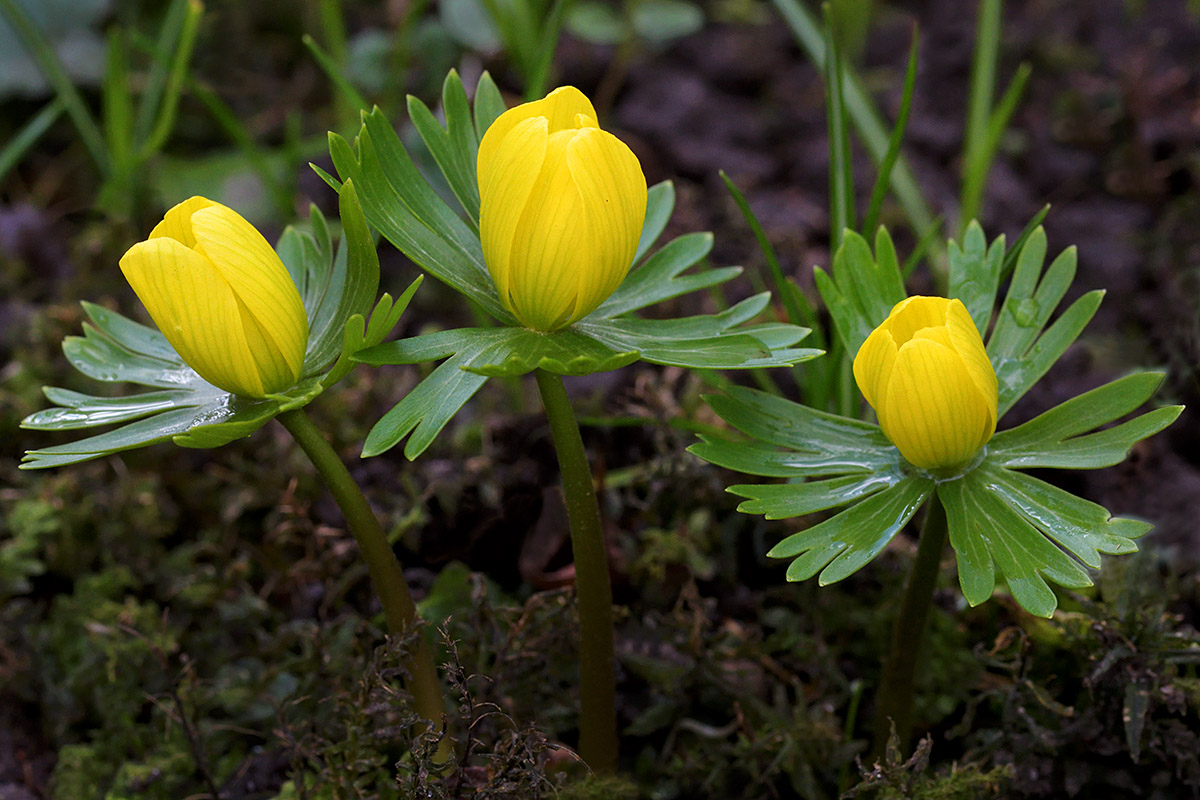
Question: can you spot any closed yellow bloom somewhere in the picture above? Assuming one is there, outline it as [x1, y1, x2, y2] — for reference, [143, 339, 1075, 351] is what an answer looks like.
[119, 197, 308, 398]
[477, 86, 647, 332]
[853, 296, 998, 471]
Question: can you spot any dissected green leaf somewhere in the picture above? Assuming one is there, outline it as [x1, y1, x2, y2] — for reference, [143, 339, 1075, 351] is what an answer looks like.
[360, 350, 490, 459]
[457, 326, 639, 377]
[329, 124, 511, 322]
[730, 470, 905, 520]
[634, 180, 675, 264]
[472, 70, 507, 140]
[991, 372, 1183, 469]
[985, 228, 1101, 416]
[940, 472, 1089, 619]
[768, 476, 933, 585]
[300, 180, 381, 376]
[981, 463, 1148, 566]
[595, 233, 739, 318]
[321, 277, 424, 390]
[947, 220, 1005, 336]
[702, 386, 893, 464]
[814, 228, 906, 356]
[406, 69, 481, 223]
[940, 458, 1152, 618]
[23, 387, 195, 430]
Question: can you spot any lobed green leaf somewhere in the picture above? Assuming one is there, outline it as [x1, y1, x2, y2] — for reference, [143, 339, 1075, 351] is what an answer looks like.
[815, 228, 906, 356]
[947, 220, 1005, 336]
[991, 372, 1182, 469]
[406, 70, 481, 223]
[940, 472, 1092, 619]
[768, 476, 933, 585]
[730, 469, 905, 520]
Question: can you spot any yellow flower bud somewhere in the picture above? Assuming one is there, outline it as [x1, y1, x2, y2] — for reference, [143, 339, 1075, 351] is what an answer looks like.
[853, 296, 998, 471]
[119, 197, 309, 398]
[477, 86, 648, 332]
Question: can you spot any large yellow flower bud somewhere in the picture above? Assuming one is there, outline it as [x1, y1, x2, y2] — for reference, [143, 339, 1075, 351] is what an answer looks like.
[477, 86, 647, 332]
[119, 197, 309, 398]
[853, 296, 998, 471]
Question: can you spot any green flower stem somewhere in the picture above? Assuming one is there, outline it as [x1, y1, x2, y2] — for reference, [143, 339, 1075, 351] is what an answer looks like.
[276, 408, 444, 730]
[871, 492, 948, 757]
[533, 368, 619, 773]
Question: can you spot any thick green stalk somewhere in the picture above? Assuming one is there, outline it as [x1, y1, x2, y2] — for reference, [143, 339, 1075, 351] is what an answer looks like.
[533, 369, 618, 773]
[276, 408, 444, 729]
[871, 493, 948, 756]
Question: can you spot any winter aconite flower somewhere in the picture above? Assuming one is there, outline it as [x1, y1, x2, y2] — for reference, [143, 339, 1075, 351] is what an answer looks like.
[853, 296, 998, 471]
[119, 197, 309, 398]
[477, 86, 647, 332]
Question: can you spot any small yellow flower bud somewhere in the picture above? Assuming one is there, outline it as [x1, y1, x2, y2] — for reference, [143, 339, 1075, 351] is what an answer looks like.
[477, 86, 648, 332]
[119, 197, 309, 398]
[853, 296, 998, 471]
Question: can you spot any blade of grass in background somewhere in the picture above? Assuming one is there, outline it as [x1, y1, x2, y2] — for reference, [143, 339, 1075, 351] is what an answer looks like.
[134, 0, 192, 143]
[303, 33, 372, 119]
[771, 0, 939, 262]
[900, 214, 944, 279]
[862, 26, 918, 239]
[187, 79, 295, 217]
[999, 202, 1049, 279]
[721, 170, 847, 410]
[823, 2, 855, 250]
[823, 3, 861, 417]
[961, 59, 1031, 236]
[0, 0, 110, 174]
[0, 98, 63, 184]
[526, 0, 569, 101]
[316, 0, 358, 131]
[101, 28, 135, 181]
[720, 171, 816, 331]
[959, 0, 1030, 237]
[959, 0, 997, 236]
[137, 0, 203, 159]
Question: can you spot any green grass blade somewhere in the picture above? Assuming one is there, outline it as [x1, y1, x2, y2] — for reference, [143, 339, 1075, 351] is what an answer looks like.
[900, 214, 944, 279]
[0, 0, 109, 173]
[958, 0, 1002, 235]
[771, 0, 939, 266]
[526, 0, 567, 100]
[101, 29, 134, 175]
[719, 170, 815, 330]
[138, 0, 203, 158]
[134, 0, 190, 142]
[961, 59, 1030, 235]
[862, 25, 918, 237]
[0, 98, 63, 183]
[823, 3, 855, 249]
[302, 33, 371, 115]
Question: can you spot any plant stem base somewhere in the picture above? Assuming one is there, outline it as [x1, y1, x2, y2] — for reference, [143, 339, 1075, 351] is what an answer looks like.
[534, 369, 619, 773]
[871, 492, 948, 757]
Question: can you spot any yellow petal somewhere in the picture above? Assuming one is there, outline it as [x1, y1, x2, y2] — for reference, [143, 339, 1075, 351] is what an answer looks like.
[564, 127, 647, 324]
[944, 298, 998, 440]
[189, 204, 308, 384]
[853, 326, 897, 410]
[882, 295, 952, 345]
[506, 129, 586, 330]
[119, 238, 265, 397]
[148, 196, 216, 246]
[881, 337, 993, 469]
[477, 86, 597, 187]
[479, 116, 549, 315]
